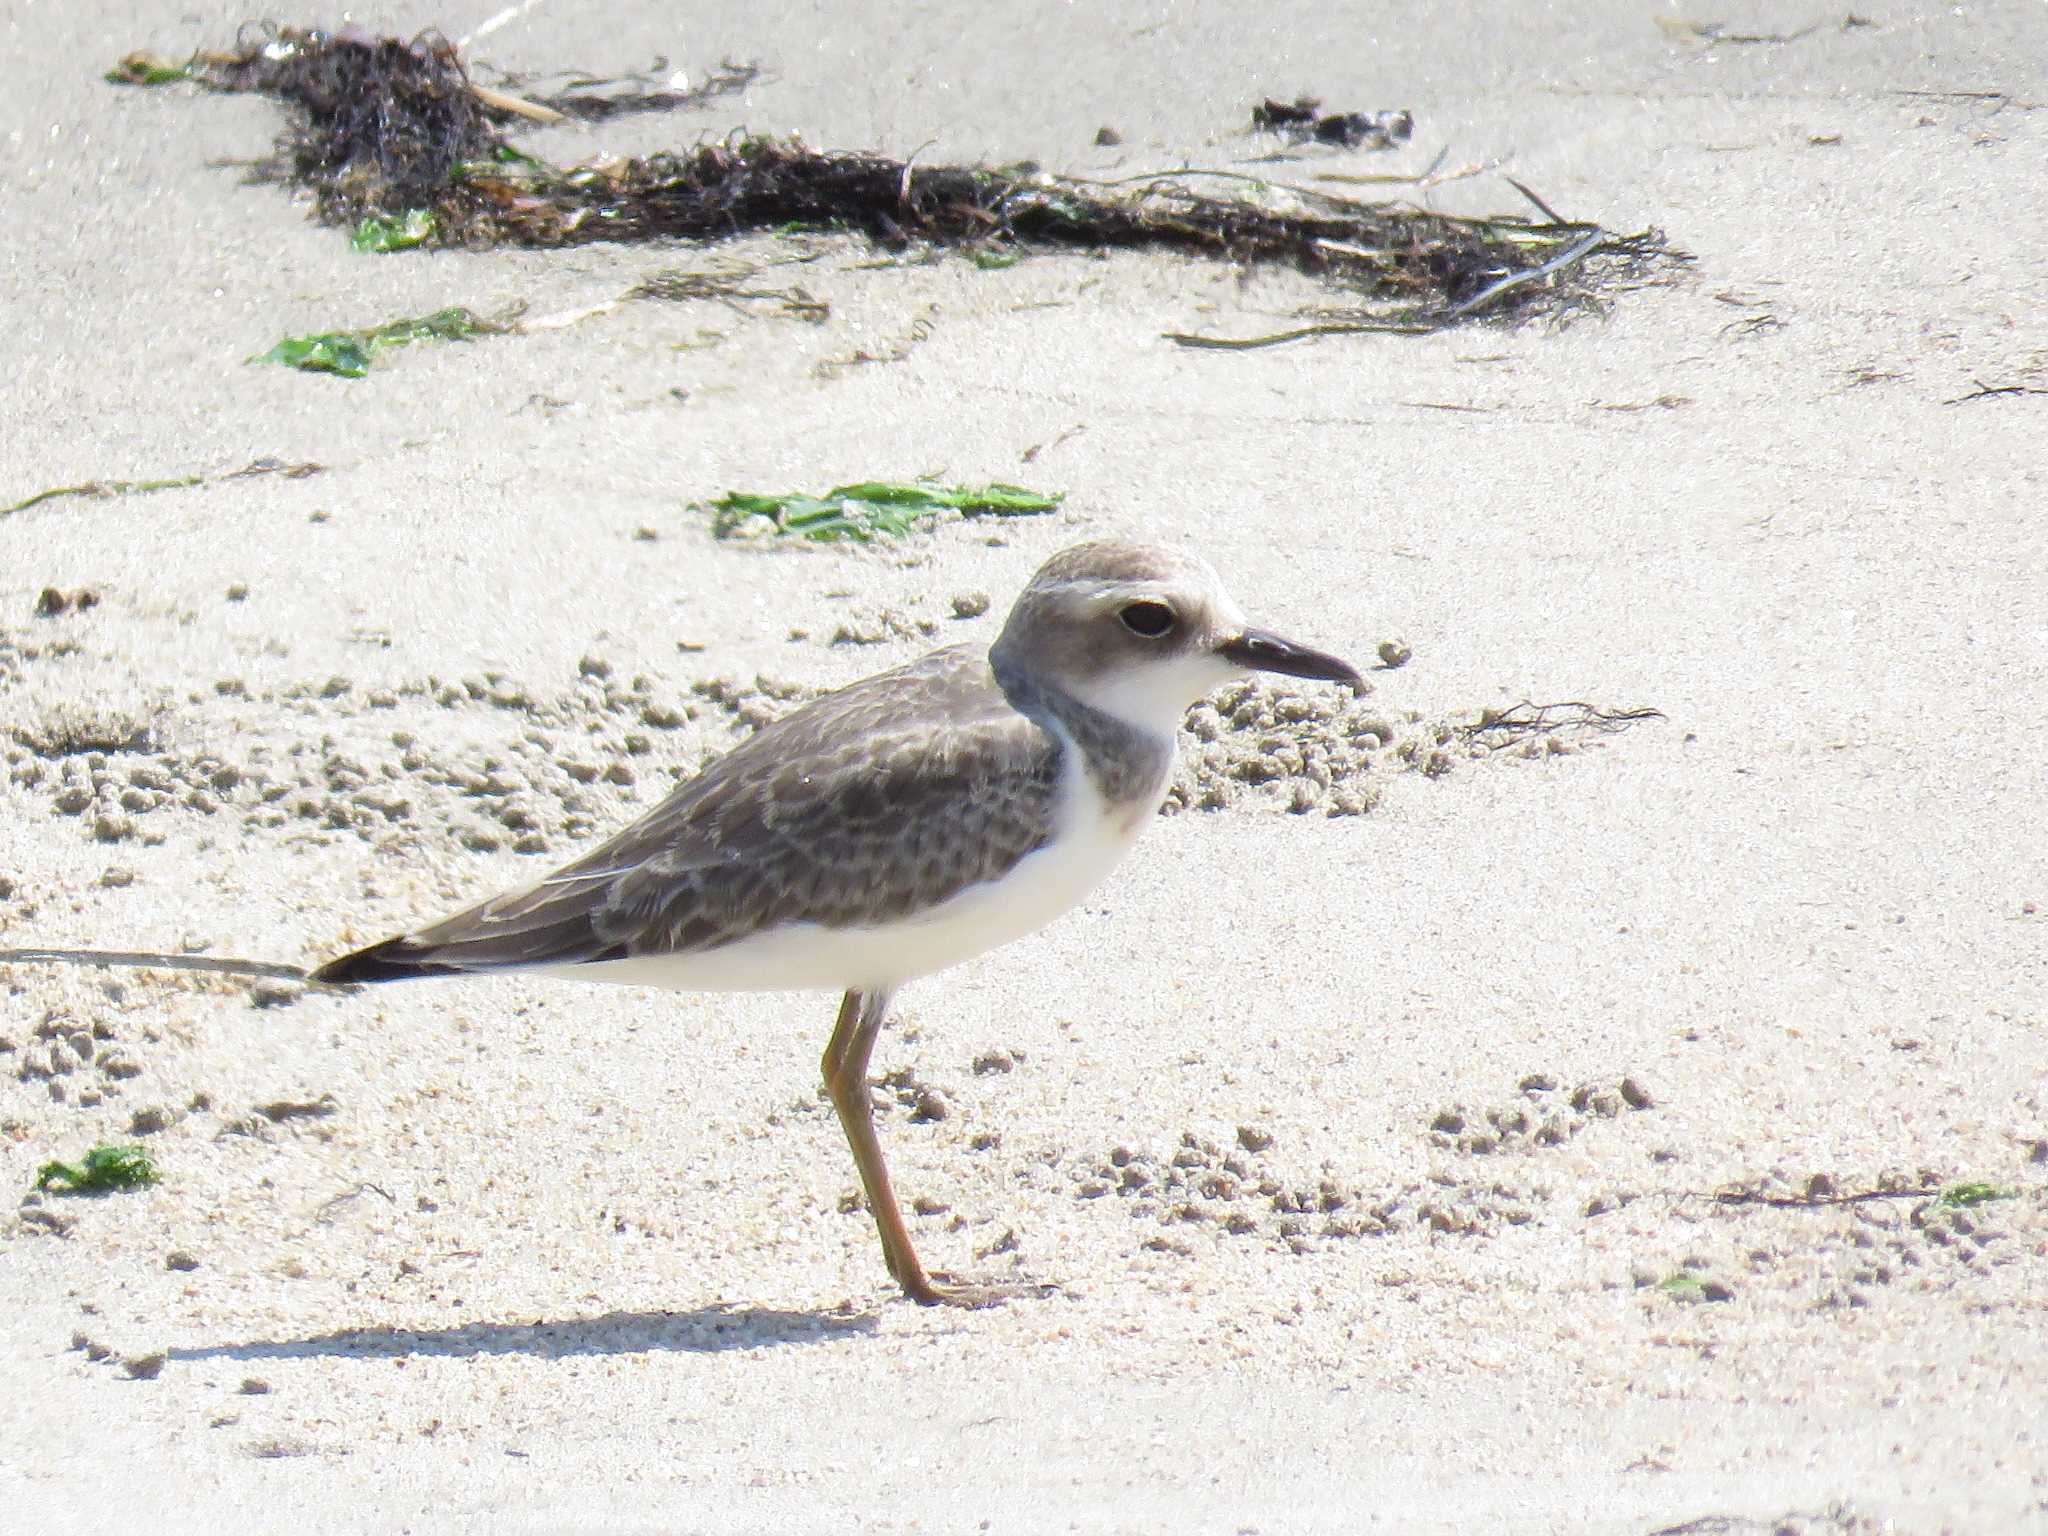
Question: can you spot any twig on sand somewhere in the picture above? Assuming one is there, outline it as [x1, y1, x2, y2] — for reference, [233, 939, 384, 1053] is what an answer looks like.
[1944, 379, 2048, 405]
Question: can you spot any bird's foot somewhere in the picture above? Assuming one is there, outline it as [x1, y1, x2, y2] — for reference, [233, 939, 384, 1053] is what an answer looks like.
[899, 1271, 1056, 1309]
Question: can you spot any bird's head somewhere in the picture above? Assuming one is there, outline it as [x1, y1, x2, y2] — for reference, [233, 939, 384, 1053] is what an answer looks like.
[991, 540, 1363, 733]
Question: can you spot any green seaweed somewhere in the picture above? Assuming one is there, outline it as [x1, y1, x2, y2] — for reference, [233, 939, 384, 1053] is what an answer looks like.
[254, 306, 506, 378]
[257, 334, 376, 377]
[105, 53, 192, 86]
[35, 1144, 159, 1194]
[2, 475, 202, 515]
[1939, 1181, 2013, 1209]
[350, 208, 436, 252]
[704, 480, 1062, 542]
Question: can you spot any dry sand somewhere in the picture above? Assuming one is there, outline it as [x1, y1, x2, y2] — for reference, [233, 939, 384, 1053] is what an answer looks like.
[3, 2, 2045, 1531]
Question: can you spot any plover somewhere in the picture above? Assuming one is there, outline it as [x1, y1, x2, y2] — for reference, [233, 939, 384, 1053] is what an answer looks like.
[313, 540, 1361, 1306]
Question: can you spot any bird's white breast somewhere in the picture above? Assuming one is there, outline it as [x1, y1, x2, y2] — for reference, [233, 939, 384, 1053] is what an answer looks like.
[552, 717, 1173, 996]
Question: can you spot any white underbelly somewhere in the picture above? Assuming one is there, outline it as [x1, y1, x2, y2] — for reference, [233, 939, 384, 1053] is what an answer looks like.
[552, 744, 1168, 996]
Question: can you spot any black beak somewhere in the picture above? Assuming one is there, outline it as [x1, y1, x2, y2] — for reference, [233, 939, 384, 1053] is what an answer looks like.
[1219, 628, 1364, 690]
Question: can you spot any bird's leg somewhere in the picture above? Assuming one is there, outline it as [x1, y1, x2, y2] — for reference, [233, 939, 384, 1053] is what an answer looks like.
[821, 987, 947, 1303]
[820, 988, 1041, 1308]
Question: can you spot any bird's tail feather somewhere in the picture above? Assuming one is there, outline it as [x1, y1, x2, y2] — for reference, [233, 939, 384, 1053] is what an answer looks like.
[308, 936, 470, 986]
[310, 913, 628, 987]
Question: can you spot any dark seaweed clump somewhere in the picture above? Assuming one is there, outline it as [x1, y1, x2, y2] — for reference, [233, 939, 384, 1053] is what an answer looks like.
[110, 25, 1679, 331]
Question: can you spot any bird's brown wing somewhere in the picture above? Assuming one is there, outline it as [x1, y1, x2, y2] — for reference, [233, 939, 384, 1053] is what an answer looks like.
[312, 646, 1064, 983]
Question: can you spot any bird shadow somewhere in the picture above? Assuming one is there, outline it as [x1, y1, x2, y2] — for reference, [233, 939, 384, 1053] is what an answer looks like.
[166, 1301, 878, 1365]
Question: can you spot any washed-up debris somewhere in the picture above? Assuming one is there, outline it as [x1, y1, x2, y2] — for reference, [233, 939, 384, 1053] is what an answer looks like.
[1655, 15, 1825, 46]
[5, 471, 203, 516]
[1944, 379, 2048, 405]
[1459, 701, 1665, 754]
[630, 263, 830, 321]
[1251, 97, 1414, 150]
[1, 458, 325, 519]
[1939, 1181, 2014, 1208]
[1707, 1170, 1999, 1210]
[34, 1144, 159, 1194]
[254, 306, 516, 377]
[703, 481, 1062, 542]
[350, 208, 436, 251]
[106, 53, 194, 86]
[107, 25, 1677, 335]
[499, 58, 761, 123]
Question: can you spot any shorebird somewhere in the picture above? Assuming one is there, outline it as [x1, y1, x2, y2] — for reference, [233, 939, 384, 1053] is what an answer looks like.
[313, 540, 1361, 1306]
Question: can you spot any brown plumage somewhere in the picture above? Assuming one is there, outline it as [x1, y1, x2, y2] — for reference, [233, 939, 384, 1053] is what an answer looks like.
[312, 645, 1067, 984]
[310, 539, 1362, 1307]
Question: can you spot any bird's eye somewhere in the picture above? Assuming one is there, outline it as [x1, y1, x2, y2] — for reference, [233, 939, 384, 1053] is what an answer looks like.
[1118, 601, 1177, 638]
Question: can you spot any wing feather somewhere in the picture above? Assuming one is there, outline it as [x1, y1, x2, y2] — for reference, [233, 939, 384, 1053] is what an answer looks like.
[311, 646, 1062, 984]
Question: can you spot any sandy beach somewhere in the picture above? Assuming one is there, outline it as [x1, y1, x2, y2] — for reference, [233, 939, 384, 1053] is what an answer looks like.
[3, 2, 2044, 1531]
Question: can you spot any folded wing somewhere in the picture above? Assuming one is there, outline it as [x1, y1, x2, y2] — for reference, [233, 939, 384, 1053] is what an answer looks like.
[311, 647, 1062, 985]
